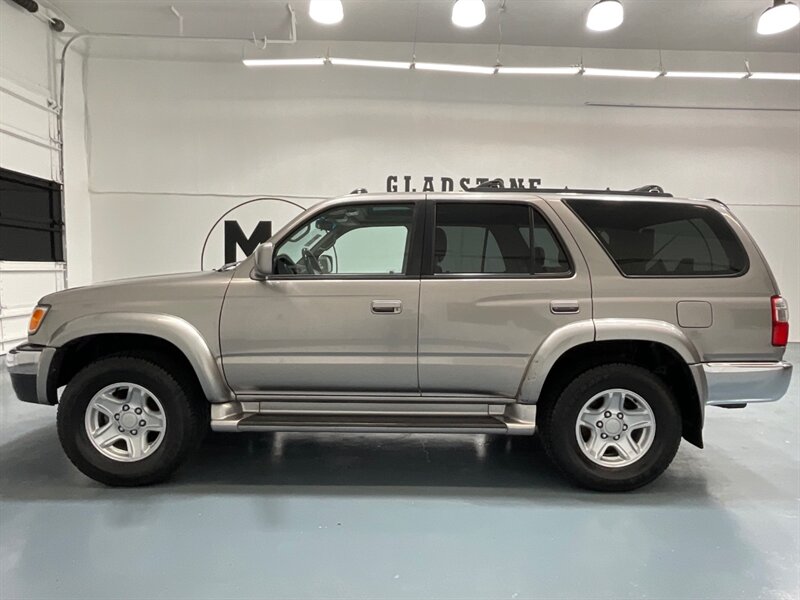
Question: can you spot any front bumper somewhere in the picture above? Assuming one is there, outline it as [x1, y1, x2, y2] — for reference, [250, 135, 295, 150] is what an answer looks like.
[5, 344, 52, 405]
[700, 361, 793, 406]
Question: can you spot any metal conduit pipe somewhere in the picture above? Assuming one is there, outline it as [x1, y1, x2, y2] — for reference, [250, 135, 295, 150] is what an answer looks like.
[51, 3, 297, 182]
[7, 0, 65, 31]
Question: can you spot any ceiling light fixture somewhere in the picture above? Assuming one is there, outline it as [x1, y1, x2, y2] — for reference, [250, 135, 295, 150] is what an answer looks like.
[749, 71, 800, 80]
[586, 0, 624, 32]
[243, 58, 327, 67]
[664, 71, 747, 79]
[757, 0, 800, 35]
[582, 67, 661, 78]
[496, 66, 582, 75]
[414, 62, 496, 75]
[309, 0, 344, 25]
[330, 57, 412, 70]
[451, 0, 487, 28]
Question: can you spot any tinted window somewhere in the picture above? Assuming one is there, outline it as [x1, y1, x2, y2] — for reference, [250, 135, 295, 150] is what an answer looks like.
[433, 203, 571, 275]
[566, 200, 747, 277]
[0, 168, 64, 262]
[274, 203, 413, 276]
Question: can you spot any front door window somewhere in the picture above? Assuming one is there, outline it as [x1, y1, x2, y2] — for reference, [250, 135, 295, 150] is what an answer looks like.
[274, 203, 414, 276]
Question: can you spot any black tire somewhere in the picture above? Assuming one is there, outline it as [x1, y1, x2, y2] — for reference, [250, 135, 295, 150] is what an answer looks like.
[57, 355, 207, 486]
[539, 363, 681, 492]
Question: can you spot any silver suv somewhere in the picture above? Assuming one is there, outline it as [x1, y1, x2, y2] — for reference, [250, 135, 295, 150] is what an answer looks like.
[7, 185, 792, 491]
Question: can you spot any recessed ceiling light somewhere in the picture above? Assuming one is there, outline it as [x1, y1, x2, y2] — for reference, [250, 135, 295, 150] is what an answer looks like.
[309, 0, 344, 25]
[451, 0, 486, 28]
[757, 0, 800, 34]
[586, 0, 624, 32]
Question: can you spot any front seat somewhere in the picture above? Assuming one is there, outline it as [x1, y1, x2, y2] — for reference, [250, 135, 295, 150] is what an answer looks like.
[434, 227, 448, 273]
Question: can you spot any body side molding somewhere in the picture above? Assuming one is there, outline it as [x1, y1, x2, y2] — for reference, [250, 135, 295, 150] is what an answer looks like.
[47, 312, 233, 403]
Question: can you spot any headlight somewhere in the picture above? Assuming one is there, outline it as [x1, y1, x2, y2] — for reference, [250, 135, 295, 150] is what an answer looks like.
[28, 305, 50, 335]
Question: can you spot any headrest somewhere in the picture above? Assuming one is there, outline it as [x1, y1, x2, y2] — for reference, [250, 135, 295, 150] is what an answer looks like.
[435, 227, 448, 257]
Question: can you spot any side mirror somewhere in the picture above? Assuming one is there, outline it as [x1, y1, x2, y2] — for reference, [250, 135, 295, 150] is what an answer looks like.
[253, 242, 274, 280]
[319, 255, 333, 274]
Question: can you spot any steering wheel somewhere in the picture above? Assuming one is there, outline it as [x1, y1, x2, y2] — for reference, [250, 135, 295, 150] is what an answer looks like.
[274, 254, 298, 275]
[301, 248, 322, 275]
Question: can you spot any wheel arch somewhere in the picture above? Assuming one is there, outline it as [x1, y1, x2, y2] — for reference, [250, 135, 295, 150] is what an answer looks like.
[45, 313, 232, 404]
[519, 319, 704, 448]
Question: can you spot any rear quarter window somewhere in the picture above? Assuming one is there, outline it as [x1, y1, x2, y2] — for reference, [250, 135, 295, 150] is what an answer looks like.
[565, 199, 748, 277]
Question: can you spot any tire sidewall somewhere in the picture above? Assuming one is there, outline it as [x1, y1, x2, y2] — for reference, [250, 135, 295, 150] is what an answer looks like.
[548, 365, 682, 491]
[58, 358, 192, 484]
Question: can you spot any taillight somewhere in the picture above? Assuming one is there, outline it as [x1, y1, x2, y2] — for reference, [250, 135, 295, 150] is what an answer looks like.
[771, 295, 789, 347]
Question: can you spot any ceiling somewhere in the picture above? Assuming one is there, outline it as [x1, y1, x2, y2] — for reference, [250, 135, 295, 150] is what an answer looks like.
[46, 0, 800, 54]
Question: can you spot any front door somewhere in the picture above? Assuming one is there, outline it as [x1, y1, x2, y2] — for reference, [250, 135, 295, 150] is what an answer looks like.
[418, 198, 591, 397]
[220, 200, 422, 394]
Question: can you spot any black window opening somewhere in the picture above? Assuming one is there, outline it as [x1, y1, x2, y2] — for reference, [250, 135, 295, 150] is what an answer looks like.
[432, 203, 572, 276]
[566, 199, 748, 277]
[0, 168, 64, 262]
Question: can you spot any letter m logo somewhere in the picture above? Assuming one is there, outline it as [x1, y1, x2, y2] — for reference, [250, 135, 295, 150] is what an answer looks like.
[224, 221, 272, 263]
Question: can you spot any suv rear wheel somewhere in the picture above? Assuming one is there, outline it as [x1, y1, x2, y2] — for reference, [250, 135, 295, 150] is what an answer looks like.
[540, 363, 682, 492]
[57, 356, 206, 486]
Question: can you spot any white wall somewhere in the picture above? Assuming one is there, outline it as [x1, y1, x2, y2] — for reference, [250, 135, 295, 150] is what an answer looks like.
[81, 41, 800, 339]
[0, 1, 90, 352]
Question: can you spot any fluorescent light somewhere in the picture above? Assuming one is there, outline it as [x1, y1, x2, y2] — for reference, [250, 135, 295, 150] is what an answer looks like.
[497, 66, 581, 75]
[757, 0, 800, 35]
[587, 0, 624, 32]
[583, 67, 661, 78]
[414, 62, 495, 75]
[309, 0, 343, 25]
[664, 71, 747, 79]
[452, 0, 486, 28]
[330, 57, 411, 70]
[243, 58, 326, 67]
[749, 71, 800, 80]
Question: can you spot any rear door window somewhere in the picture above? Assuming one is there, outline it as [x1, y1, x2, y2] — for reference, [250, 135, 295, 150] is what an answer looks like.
[566, 199, 747, 277]
[432, 203, 571, 276]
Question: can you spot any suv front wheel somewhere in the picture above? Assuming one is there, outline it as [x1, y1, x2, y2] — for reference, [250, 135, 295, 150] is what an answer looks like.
[57, 356, 206, 486]
[540, 363, 682, 492]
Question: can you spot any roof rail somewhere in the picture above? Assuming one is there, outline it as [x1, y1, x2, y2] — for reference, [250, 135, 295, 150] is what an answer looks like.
[467, 179, 672, 197]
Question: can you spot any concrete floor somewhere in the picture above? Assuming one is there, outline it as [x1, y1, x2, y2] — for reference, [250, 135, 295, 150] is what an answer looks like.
[1, 347, 798, 600]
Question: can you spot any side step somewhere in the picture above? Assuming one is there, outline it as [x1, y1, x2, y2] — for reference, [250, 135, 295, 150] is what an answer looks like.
[223, 413, 506, 434]
[210, 401, 536, 435]
[213, 413, 535, 435]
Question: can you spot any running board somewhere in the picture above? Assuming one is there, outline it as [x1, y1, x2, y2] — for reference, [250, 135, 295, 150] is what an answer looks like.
[211, 404, 536, 435]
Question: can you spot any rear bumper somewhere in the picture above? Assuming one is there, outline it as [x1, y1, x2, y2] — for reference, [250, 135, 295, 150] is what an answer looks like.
[700, 361, 793, 406]
[5, 344, 54, 405]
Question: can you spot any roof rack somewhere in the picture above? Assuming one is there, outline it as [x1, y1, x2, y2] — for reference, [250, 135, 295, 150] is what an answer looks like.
[467, 179, 672, 197]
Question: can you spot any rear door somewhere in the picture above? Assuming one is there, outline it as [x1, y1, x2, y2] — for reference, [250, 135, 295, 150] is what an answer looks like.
[417, 196, 591, 397]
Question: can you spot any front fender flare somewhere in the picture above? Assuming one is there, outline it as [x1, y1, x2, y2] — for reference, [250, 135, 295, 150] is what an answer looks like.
[47, 312, 232, 403]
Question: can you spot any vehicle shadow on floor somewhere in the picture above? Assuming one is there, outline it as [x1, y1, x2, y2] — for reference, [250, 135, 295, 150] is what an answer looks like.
[2, 420, 781, 506]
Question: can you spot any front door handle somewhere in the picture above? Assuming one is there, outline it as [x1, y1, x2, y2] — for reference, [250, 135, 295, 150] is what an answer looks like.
[371, 300, 402, 315]
[550, 300, 580, 315]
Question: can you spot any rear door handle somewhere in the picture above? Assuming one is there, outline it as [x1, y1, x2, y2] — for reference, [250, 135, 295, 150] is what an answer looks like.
[371, 300, 402, 315]
[550, 300, 580, 315]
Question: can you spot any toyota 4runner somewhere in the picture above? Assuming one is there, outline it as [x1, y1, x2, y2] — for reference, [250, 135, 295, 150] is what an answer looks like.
[6, 184, 792, 491]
